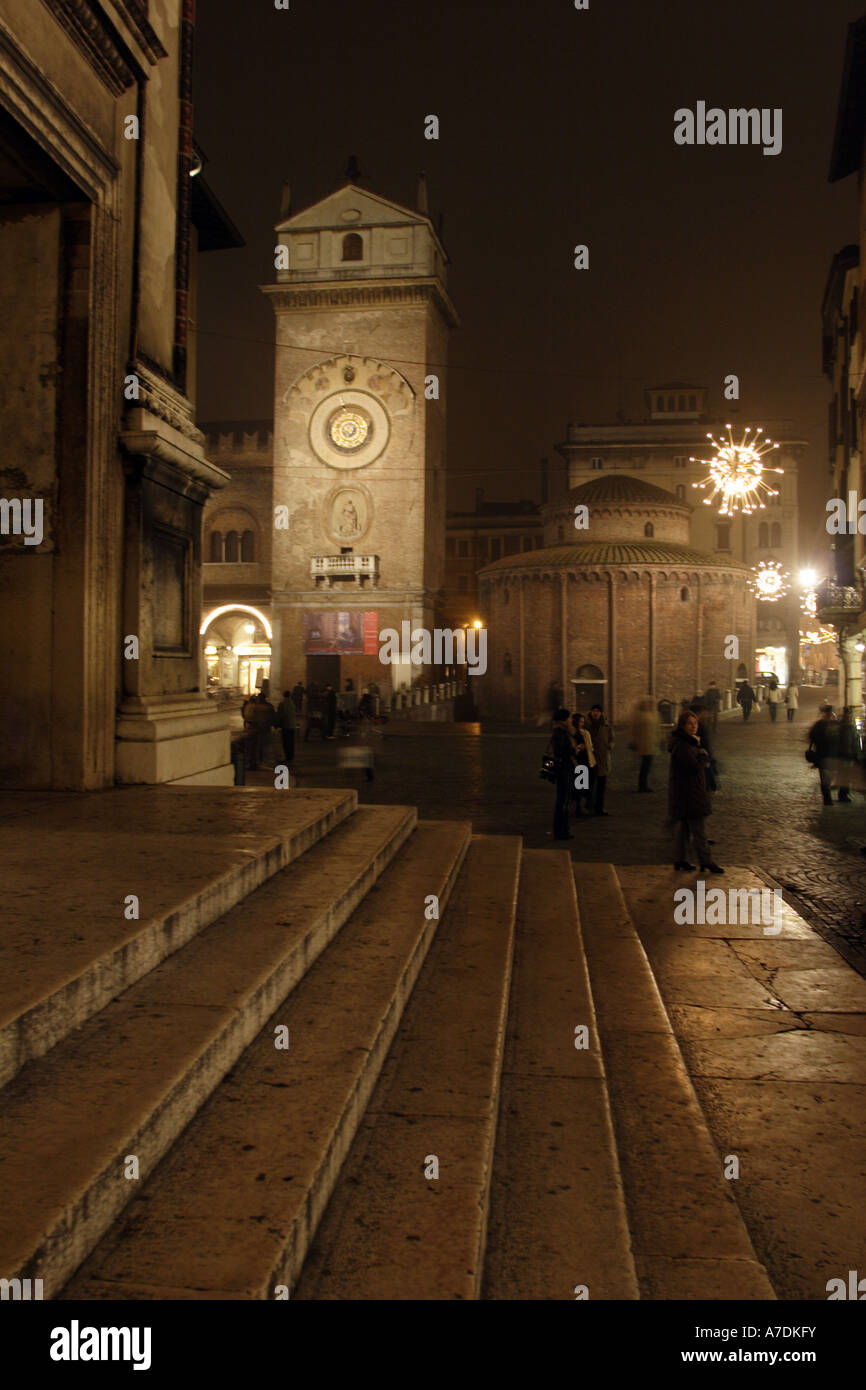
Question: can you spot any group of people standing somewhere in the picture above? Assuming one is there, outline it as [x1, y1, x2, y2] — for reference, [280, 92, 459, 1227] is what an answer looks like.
[548, 693, 723, 872]
[806, 703, 864, 805]
[549, 704, 615, 839]
[736, 677, 799, 722]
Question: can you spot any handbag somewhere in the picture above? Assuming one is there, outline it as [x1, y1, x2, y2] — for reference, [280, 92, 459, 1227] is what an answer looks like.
[539, 738, 557, 783]
[804, 747, 817, 764]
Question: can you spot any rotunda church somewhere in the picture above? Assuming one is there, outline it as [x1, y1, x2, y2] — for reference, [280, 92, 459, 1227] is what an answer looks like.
[476, 475, 756, 721]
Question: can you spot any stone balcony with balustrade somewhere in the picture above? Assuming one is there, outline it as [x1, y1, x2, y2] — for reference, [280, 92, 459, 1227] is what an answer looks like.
[311, 554, 380, 588]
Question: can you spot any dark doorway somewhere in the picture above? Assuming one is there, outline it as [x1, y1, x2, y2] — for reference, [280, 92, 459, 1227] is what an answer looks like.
[307, 654, 340, 689]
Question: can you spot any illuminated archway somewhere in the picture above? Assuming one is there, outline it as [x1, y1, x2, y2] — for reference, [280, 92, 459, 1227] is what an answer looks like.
[200, 604, 273, 640]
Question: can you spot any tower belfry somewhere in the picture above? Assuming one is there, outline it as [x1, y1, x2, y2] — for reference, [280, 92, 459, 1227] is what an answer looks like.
[262, 177, 459, 692]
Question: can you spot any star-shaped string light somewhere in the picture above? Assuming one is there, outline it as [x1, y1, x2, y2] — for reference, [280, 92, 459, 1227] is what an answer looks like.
[749, 560, 790, 603]
[690, 424, 783, 516]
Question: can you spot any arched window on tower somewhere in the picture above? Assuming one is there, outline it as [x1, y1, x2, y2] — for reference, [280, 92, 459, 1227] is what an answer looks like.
[224, 530, 239, 563]
[209, 531, 223, 563]
[342, 232, 363, 262]
[241, 530, 256, 562]
[770, 522, 782, 548]
[758, 521, 769, 548]
[644, 522, 654, 537]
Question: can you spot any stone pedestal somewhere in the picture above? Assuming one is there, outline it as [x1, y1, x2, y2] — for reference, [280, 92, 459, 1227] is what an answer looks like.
[116, 694, 233, 785]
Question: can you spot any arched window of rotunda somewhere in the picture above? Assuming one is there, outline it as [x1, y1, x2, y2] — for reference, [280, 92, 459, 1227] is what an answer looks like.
[224, 530, 239, 563]
[644, 522, 654, 538]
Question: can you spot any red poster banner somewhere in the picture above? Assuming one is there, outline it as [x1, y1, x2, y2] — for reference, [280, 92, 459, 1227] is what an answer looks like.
[363, 610, 379, 655]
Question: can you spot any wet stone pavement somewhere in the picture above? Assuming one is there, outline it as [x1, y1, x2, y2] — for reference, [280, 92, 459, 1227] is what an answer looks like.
[258, 685, 866, 978]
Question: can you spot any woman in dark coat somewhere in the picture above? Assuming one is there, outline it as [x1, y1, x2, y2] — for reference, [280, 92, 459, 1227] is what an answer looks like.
[551, 707, 577, 840]
[668, 710, 723, 873]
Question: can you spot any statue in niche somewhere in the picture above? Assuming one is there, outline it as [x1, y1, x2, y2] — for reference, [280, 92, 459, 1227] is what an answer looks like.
[334, 494, 363, 540]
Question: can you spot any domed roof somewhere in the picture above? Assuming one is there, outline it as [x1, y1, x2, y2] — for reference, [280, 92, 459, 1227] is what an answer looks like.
[478, 540, 750, 573]
[568, 474, 688, 508]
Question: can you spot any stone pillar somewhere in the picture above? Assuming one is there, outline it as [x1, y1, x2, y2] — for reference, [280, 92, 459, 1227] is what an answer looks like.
[608, 571, 616, 719]
[649, 571, 656, 698]
[695, 574, 703, 696]
[560, 572, 568, 698]
[843, 634, 863, 714]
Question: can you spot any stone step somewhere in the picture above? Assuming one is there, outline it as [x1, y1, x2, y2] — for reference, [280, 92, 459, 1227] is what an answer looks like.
[482, 850, 638, 1300]
[575, 863, 776, 1300]
[294, 834, 523, 1300]
[0, 786, 356, 1089]
[61, 820, 472, 1300]
[0, 804, 416, 1298]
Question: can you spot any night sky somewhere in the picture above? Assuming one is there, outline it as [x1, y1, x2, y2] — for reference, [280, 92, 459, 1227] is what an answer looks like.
[193, 0, 865, 567]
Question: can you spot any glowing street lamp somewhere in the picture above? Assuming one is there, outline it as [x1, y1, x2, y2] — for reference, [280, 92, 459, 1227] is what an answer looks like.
[690, 424, 783, 516]
[799, 568, 817, 589]
[749, 560, 790, 603]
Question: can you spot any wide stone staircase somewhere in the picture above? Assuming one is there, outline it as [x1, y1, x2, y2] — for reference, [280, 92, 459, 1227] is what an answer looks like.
[1, 785, 860, 1300]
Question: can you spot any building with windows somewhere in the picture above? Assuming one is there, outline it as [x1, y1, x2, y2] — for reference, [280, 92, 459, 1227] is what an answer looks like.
[444, 490, 543, 629]
[476, 473, 755, 721]
[199, 174, 457, 698]
[818, 16, 866, 713]
[555, 386, 804, 684]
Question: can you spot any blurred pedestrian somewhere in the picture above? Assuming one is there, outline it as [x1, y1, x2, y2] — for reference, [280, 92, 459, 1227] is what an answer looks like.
[702, 679, 722, 730]
[630, 696, 660, 792]
[806, 703, 838, 805]
[785, 682, 799, 722]
[835, 707, 861, 803]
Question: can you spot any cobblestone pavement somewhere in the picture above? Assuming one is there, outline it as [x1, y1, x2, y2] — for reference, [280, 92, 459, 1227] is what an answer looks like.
[255, 685, 866, 976]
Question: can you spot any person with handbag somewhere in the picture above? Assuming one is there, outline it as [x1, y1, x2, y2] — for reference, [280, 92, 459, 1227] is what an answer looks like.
[548, 708, 577, 840]
[668, 709, 723, 873]
[570, 712, 596, 816]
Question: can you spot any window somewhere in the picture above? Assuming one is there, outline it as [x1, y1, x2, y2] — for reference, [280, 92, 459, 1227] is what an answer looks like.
[522, 534, 533, 551]
[771, 522, 782, 548]
[673, 456, 688, 468]
[590, 456, 604, 470]
[457, 539, 469, 558]
[209, 531, 223, 563]
[504, 587, 510, 605]
[504, 536, 520, 556]
[241, 530, 255, 562]
[446, 537, 456, 557]
[224, 530, 239, 563]
[715, 524, 731, 550]
[688, 394, 696, 411]
[503, 651, 513, 676]
[675, 484, 686, 501]
[678, 394, 686, 411]
[667, 395, 675, 410]
[680, 586, 689, 601]
[656, 395, 664, 410]
[644, 522, 654, 538]
[490, 538, 501, 560]
[758, 522, 769, 548]
[342, 232, 363, 261]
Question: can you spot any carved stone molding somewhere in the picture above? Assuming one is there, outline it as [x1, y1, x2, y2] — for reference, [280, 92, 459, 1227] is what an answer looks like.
[263, 279, 459, 327]
[43, 0, 167, 94]
[128, 358, 204, 446]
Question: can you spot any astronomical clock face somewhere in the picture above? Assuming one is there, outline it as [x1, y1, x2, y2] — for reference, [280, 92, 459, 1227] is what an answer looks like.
[328, 405, 371, 453]
[308, 389, 390, 469]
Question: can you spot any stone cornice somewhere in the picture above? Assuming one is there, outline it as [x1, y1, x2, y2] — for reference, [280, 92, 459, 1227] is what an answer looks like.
[262, 278, 460, 329]
[121, 409, 231, 496]
[0, 16, 119, 204]
[43, 0, 167, 94]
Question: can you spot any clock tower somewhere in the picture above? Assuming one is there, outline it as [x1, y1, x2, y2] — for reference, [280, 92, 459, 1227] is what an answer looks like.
[262, 176, 459, 695]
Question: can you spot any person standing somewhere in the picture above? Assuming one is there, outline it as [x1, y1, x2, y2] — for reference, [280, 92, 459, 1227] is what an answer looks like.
[324, 684, 338, 739]
[248, 692, 277, 768]
[630, 697, 660, 792]
[291, 680, 305, 714]
[276, 689, 297, 767]
[587, 704, 614, 815]
[669, 710, 723, 873]
[785, 682, 799, 722]
[766, 677, 783, 722]
[550, 708, 576, 841]
[806, 703, 838, 806]
[570, 712, 596, 816]
[737, 680, 756, 722]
